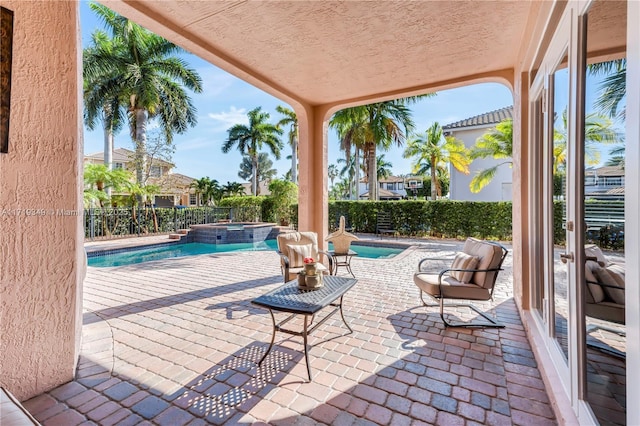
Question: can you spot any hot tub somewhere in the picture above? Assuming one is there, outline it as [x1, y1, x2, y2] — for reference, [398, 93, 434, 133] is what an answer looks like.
[188, 222, 277, 244]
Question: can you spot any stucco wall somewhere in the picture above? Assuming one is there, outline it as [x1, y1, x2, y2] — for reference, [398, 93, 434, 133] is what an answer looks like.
[449, 127, 513, 201]
[0, 1, 83, 400]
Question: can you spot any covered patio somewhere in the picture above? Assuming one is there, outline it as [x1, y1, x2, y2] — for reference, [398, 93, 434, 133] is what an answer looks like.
[2, 0, 638, 424]
[24, 238, 556, 425]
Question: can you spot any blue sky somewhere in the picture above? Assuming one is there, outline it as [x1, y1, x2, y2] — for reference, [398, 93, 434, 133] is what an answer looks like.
[80, 2, 518, 184]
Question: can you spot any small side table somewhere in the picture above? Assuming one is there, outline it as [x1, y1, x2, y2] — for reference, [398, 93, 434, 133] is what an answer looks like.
[328, 249, 358, 277]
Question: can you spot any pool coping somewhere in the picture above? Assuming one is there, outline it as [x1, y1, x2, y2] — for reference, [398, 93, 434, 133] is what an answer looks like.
[85, 235, 416, 261]
[85, 239, 185, 258]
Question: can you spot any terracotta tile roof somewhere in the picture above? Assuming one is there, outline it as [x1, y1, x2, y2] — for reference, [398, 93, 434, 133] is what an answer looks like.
[586, 165, 625, 177]
[85, 148, 174, 167]
[359, 175, 406, 184]
[443, 106, 513, 131]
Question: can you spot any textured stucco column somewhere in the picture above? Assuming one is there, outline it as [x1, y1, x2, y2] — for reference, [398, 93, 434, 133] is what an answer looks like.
[0, 1, 84, 400]
[296, 105, 329, 248]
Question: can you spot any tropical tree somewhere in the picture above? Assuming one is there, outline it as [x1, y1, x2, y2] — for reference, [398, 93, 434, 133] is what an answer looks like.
[329, 177, 351, 200]
[84, 163, 133, 207]
[222, 181, 246, 198]
[222, 106, 283, 195]
[83, 2, 203, 184]
[328, 164, 339, 188]
[203, 179, 222, 206]
[468, 118, 513, 193]
[83, 30, 126, 181]
[336, 154, 364, 199]
[190, 177, 209, 206]
[268, 179, 298, 225]
[331, 99, 416, 200]
[376, 154, 393, 180]
[276, 105, 299, 184]
[238, 152, 278, 195]
[403, 122, 470, 198]
[589, 59, 626, 121]
[189, 177, 220, 206]
[329, 108, 366, 200]
[605, 145, 625, 168]
[553, 109, 621, 172]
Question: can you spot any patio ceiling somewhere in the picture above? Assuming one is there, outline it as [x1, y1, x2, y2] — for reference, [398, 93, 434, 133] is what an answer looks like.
[102, 0, 538, 107]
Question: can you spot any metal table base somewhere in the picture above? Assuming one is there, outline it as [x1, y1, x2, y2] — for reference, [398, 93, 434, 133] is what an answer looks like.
[252, 276, 357, 381]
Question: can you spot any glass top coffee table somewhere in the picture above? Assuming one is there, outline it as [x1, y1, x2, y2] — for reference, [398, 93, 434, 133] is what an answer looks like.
[252, 275, 357, 381]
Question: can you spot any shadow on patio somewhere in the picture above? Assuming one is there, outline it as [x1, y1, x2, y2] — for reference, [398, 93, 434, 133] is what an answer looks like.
[23, 241, 559, 425]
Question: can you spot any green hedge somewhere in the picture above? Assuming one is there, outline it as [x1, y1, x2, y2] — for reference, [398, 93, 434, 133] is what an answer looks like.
[290, 200, 513, 240]
[290, 200, 572, 243]
[219, 196, 265, 222]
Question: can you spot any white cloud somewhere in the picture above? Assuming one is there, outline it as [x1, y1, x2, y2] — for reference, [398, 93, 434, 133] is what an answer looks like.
[208, 106, 248, 131]
[197, 67, 237, 98]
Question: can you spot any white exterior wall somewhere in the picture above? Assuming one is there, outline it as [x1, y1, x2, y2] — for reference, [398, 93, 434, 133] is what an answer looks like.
[448, 126, 513, 201]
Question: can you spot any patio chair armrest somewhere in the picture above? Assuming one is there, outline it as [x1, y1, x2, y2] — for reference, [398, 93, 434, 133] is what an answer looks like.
[318, 249, 335, 274]
[277, 250, 290, 268]
[277, 251, 291, 280]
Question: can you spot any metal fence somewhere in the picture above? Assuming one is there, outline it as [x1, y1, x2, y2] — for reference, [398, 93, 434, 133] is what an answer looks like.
[84, 206, 259, 240]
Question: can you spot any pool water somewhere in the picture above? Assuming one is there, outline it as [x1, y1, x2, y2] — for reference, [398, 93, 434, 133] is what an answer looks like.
[88, 240, 404, 267]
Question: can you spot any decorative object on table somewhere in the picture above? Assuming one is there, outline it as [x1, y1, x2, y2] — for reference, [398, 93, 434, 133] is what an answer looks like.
[305, 273, 323, 289]
[297, 271, 306, 287]
[303, 257, 323, 288]
[303, 257, 317, 275]
[1, 6, 14, 154]
[326, 215, 358, 254]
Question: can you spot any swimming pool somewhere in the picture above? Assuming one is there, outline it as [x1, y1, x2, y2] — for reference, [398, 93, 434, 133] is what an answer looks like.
[87, 240, 405, 267]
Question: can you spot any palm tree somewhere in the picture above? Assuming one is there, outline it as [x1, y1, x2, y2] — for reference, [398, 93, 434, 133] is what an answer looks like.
[222, 181, 246, 197]
[589, 59, 626, 121]
[276, 105, 298, 184]
[336, 155, 363, 199]
[553, 109, 621, 173]
[331, 100, 415, 200]
[83, 31, 126, 182]
[403, 122, 470, 198]
[189, 177, 221, 205]
[203, 179, 222, 206]
[376, 154, 393, 180]
[328, 164, 339, 188]
[330, 108, 367, 200]
[605, 145, 625, 168]
[238, 152, 278, 195]
[190, 177, 209, 206]
[84, 163, 133, 207]
[222, 107, 283, 195]
[468, 119, 513, 193]
[83, 3, 203, 184]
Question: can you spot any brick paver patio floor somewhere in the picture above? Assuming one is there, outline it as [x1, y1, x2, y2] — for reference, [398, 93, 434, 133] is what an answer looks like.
[24, 237, 557, 425]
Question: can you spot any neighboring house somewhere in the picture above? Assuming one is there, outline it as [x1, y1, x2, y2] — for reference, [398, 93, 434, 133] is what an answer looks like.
[358, 175, 408, 200]
[84, 148, 197, 207]
[585, 165, 625, 199]
[357, 175, 423, 200]
[443, 106, 513, 202]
